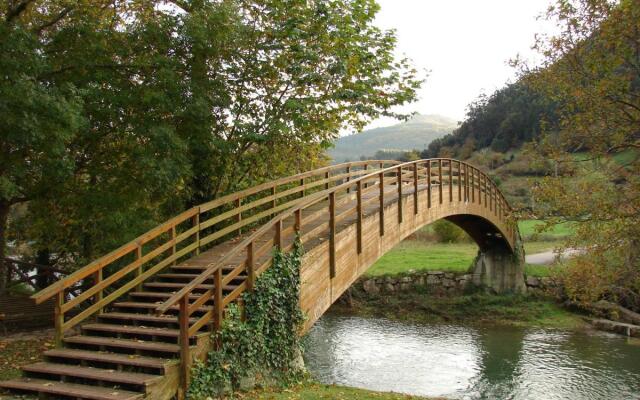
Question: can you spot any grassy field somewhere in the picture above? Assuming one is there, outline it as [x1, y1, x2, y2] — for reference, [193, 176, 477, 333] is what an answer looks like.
[518, 219, 574, 239]
[240, 382, 435, 400]
[364, 220, 570, 278]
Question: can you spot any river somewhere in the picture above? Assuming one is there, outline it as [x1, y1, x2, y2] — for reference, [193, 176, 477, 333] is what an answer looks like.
[303, 314, 640, 400]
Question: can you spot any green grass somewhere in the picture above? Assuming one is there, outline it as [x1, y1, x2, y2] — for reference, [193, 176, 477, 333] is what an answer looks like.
[365, 242, 477, 276]
[241, 382, 435, 399]
[518, 219, 574, 239]
[365, 240, 563, 277]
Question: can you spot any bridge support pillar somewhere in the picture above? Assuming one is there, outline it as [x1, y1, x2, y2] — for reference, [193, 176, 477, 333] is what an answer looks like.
[471, 239, 526, 294]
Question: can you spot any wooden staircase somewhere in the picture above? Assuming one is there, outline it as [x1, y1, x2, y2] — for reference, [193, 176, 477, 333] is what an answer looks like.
[0, 254, 247, 400]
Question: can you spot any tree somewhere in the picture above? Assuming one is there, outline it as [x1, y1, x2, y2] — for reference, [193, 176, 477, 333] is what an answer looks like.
[1, 0, 421, 284]
[516, 0, 640, 310]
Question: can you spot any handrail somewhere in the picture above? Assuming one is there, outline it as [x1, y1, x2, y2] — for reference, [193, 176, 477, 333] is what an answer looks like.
[156, 158, 515, 314]
[29, 159, 400, 344]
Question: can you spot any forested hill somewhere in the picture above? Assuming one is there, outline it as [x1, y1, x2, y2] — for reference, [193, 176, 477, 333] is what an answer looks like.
[421, 82, 557, 159]
[329, 114, 456, 162]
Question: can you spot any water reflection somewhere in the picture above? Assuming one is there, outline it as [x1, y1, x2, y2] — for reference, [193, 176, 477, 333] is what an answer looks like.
[303, 314, 640, 400]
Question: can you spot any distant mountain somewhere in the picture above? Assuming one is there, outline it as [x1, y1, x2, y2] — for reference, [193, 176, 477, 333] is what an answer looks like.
[329, 114, 457, 163]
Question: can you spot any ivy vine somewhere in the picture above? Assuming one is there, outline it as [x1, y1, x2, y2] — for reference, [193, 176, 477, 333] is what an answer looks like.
[188, 240, 305, 399]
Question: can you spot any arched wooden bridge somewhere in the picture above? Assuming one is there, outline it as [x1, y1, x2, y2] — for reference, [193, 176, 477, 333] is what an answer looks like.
[0, 159, 520, 400]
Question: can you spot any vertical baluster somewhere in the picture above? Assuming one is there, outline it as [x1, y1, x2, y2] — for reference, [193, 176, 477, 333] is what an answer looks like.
[300, 178, 305, 198]
[470, 168, 475, 203]
[295, 208, 302, 233]
[484, 175, 488, 207]
[413, 162, 419, 214]
[271, 185, 277, 216]
[448, 160, 453, 202]
[94, 269, 103, 314]
[246, 242, 255, 291]
[364, 164, 369, 189]
[329, 192, 336, 278]
[172, 225, 177, 265]
[179, 295, 190, 398]
[427, 161, 432, 208]
[346, 165, 351, 193]
[235, 198, 242, 234]
[478, 173, 482, 206]
[193, 210, 200, 255]
[356, 180, 363, 254]
[325, 171, 330, 190]
[397, 166, 403, 223]
[213, 268, 223, 331]
[135, 243, 142, 291]
[437, 160, 443, 204]
[274, 219, 282, 249]
[379, 172, 385, 236]
[458, 161, 462, 202]
[54, 291, 64, 347]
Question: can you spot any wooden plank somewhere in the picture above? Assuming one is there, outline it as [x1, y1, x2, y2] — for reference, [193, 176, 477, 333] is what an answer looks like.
[379, 172, 385, 236]
[397, 166, 403, 223]
[329, 192, 336, 278]
[356, 180, 363, 254]
[0, 378, 144, 400]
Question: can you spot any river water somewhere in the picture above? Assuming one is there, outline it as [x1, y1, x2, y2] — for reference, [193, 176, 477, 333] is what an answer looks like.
[303, 314, 640, 400]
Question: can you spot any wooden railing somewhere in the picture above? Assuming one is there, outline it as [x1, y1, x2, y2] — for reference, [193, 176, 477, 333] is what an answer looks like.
[29, 160, 399, 345]
[155, 158, 516, 393]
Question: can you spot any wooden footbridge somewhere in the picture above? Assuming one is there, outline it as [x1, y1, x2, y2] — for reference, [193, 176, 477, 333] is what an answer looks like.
[0, 159, 519, 400]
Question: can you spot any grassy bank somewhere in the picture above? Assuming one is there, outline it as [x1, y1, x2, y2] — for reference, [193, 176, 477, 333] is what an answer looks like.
[335, 290, 585, 330]
[365, 241, 557, 277]
[240, 382, 435, 399]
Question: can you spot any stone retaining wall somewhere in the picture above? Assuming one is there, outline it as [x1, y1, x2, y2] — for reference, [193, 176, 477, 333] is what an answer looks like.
[356, 270, 555, 295]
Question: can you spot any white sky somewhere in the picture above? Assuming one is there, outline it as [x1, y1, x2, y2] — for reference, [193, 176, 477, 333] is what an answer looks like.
[364, 0, 555, 131]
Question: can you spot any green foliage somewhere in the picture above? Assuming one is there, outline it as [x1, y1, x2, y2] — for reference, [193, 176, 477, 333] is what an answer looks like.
[432, 220, 465, 243]
[188, 242, 305, 399]
[422, 82, 557, 159]
[1, 0, 421, 282]
[515, 0, 640, 311]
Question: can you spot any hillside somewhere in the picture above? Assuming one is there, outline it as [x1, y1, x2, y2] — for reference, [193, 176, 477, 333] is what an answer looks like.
[329, 114, 456, 162]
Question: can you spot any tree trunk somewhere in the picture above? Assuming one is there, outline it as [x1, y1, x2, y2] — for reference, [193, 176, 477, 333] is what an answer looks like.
[0, 202, 10, 295]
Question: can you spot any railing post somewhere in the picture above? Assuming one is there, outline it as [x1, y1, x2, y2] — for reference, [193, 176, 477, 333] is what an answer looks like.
[329, 192, 336, 278]
[54, 291, 64, 347]
[246, 242, 254, 291]
[93, 269, 103, 314]
[413, 162, 419, 214]
[356, 180, 363, 254]
[397, 166, 403, 223]
[172, 225, 177, 266]
[193, 210, 200, 255]
[427, 161, 432, 208]
[458, 161, 462, 202]
[379, 172, 385, 236]
[135, 243, 142, 291]
[213, 268, 223, 331]
[448, 160, 453, 202]
[179, 295, 190, 399]
[438, 160, 443, 204]
[295, 209, 302, 233]
[300, 178, 305, 198]
[235, 198, 242, 234]
[469, 168, 473, 203]
[484, 175, 488, 207]
[274, 219, 282, 249]
[325, 171, 330, 190]
[364, 164, 369, 189]
[346, 165, 351, 193]
[478, 172, 482, 206]
[271, 185, 277, 216]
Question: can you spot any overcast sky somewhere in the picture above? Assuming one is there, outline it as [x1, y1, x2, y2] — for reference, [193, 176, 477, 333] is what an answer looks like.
[364, 0, 555, 131]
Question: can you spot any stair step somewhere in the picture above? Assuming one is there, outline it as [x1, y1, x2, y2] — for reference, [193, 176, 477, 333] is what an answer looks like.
[112, 301, 212, 313]
[64, 336, 180, 354]
[22, 362, 163, 387]
[98, 312, 188, 325]
[158, 273, 246, 281]
[143, 282, 237, 291]
[0, 377, 143, 400]
[130, 291, 214, 301]
[171, 264, 236, 271]
[82, 323, 190, 338]
[45, 348, 175, 371]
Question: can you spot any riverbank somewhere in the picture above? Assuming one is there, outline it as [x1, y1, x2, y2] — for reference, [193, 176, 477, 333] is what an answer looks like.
[240, 382, 438, 399]
[335, 288, 586, 329]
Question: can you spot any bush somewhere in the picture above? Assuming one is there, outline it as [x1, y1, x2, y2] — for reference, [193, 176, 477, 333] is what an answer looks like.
[432, 220, 465, 243]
